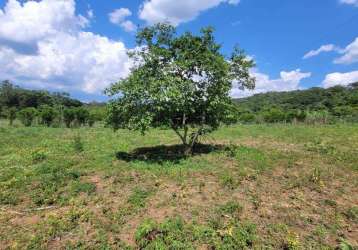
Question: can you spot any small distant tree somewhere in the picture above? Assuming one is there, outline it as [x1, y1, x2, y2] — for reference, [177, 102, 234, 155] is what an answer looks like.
[63, 108, 76, 128]
[75, 107, 90, 126]
[39, 105, 58, 127]
[7, 107, 17, 126]
[18, 107, 37, 127]
[106, 23, 255, 155]
[87, 113, 96, 127]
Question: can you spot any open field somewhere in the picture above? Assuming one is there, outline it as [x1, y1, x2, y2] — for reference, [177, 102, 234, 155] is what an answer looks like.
[0, 121, 357, 249]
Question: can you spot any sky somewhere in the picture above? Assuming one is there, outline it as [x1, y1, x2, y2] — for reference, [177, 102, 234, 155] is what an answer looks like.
[0, 0, 357, 102]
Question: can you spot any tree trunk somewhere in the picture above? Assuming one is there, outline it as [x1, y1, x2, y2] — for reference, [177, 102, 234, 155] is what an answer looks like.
[183, 144, 192, 156]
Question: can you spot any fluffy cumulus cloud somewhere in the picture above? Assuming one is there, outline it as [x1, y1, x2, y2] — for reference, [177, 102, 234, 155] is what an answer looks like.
[340, 0, 358, 6]
[0, 0, 88, 54]
[231, 69, 311, 98]
[334, 37, 358, 64]
[0, 0, 132, 94]
[303, 44, 341, 59]
[109, 8, 136, 32]
[139, 0, 240, 26]
[322, 71, 358, 88]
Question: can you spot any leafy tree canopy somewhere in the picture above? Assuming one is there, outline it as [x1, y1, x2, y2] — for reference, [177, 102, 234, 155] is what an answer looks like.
[106, 23, 255, 154]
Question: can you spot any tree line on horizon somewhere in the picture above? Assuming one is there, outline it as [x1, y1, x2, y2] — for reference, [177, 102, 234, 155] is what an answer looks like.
[1, 80, 358, 127]
[235, 82, 358, 124]
[0, 80, 104, 127]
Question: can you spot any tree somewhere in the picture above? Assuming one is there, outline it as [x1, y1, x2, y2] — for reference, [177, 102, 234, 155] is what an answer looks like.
[7, 107, 17, 126]
[75, 107, 90, 126]
[106, 23, 255, 155]
[18, 108, 38, 127]
[87, 113, 96, 127]
[63, 108, 76, 128]
[39, 105, 58, 127]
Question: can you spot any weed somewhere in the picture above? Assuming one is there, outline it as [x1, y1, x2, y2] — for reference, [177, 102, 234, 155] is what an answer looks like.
[135, 217, 195, 249]
[344, 206, 358, 223]
[283, 231, 300, 250]
[70, 181, 96, 195]
[220, 172, 238, 190]
[31, 149, 47, 163]
[224, 143, 239, 158]
[338, 239, 355, 250]
[217, 201, 243, 218]
[128, 188, 152, 208]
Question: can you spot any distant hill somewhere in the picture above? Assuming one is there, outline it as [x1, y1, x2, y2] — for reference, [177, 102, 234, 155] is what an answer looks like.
[234, 83, 358, 112]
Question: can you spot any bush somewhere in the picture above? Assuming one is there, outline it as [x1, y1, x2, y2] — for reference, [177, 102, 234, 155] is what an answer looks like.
[39, 105, 58, 127]
[238, 112, 256, 123]
[285, 109, 306, 123]
[63, 108, 76, 128]
[262, 108, 286, 123]
[75, 107, 90, 126]
[18, 107, 38, 127]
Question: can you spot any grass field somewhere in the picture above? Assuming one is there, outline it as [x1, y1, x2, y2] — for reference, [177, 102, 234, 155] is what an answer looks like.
[0, 121, 357, 249]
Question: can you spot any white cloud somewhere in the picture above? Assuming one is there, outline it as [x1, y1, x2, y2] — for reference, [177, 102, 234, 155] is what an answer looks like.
[231, 69, 311, 98]
[322, 71, 358, 88]
[0, 0, 89, 54]
[120, 20, 137, 32]
[0, 0, 132, 94]
[109, 8, 136, 32]
[87, 9, 94, 19]
[340, 0, 358, 6]
[303, 44, 341, 59]
[334, 37, 358, 64]
[139, 0, 240, 26]
[303, 37, 358, 65]
[109, 8, 132, 24]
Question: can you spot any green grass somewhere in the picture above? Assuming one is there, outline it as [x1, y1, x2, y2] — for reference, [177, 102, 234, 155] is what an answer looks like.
[0, 120, 357, 249]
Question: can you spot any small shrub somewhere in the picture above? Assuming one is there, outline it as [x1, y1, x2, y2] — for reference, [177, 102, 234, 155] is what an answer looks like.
[31, 150, 47, 163]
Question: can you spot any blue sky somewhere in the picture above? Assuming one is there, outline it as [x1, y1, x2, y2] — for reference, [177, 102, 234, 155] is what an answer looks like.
[0, 0, 357, 101]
